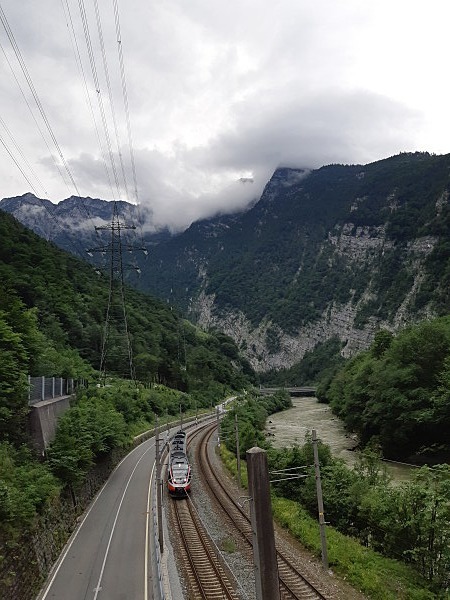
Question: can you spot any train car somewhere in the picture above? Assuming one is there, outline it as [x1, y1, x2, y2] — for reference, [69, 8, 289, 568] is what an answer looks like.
[167, 430, 191, 496]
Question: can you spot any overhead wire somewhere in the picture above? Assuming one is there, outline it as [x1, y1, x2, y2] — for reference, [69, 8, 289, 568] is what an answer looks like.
[112, 0, 147, 249]
[77, 0, 121, 200]
[60, 0, 116, 203]
[0, 114, 48, 197]
[0, 37, 72, 195]
[0, 130, 41, 197]
[0, 129, 95, 259]
[93, 0, 130, 203]
[0, 1, 102, 254]
[0, 44, 95, 259]
[0, 2, 82, 197]
[74, 0, 138, 382]
[92, 0, 137, 262]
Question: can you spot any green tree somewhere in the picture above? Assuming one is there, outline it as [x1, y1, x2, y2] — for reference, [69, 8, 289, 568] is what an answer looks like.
[0, 312, 29, 445]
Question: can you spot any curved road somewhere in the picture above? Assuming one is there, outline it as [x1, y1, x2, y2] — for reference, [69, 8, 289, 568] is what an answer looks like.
[37, 434, 162, 600]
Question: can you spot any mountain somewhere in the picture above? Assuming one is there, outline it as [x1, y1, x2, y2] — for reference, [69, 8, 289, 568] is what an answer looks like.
[139, 152, 450, 371]
[3, 152, 450, 373]
[0, 193, 172, 260]
[0, 208, 253, 392]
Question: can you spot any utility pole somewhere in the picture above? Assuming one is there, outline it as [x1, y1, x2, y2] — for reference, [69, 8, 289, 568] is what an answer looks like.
[180, 403, 183, 430]
[246, 447, 280, 600]
[235, 412, 241, 488]
[216, 406, 220, 447]
[155, 415, 163, 554]
[312, 429, 328, 569]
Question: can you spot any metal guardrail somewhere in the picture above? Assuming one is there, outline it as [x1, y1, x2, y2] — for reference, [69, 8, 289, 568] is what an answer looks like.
[28, 376, 80, 405]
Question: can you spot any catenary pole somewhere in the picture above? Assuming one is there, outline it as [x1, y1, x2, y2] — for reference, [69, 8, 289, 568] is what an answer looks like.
[312, 429, 328, 569]
[235, 411, 241, 488]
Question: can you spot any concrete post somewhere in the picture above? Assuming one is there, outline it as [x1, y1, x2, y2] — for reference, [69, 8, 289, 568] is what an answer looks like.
[235, 412, 241, 488]
[312, 429, 329, 569]
[246, 447, 280, 600]
[216, 407, 220, 447]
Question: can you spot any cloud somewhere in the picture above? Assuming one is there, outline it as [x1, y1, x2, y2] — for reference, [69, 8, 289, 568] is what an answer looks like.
[0, 0, 448, 233]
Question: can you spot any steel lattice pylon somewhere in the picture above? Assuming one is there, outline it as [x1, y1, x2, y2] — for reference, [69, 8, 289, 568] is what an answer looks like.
[87, 201, 146, 384]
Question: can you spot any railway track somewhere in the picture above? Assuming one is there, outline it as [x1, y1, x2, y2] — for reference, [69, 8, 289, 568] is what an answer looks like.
[170, 497, 239, 599]
[194, 423, 330, 600]
[166, 423, 240, 599]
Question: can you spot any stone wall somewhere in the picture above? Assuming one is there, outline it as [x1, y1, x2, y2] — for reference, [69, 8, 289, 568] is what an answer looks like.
[0, 447, 126, 600]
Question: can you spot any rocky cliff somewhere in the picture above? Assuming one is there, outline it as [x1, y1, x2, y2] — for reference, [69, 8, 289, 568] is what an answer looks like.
[3, 153, 450, 372]
[143, 153, 450, 371]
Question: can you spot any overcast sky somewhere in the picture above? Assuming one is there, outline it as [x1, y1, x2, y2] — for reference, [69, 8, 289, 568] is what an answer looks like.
[1, 0, 449, 231]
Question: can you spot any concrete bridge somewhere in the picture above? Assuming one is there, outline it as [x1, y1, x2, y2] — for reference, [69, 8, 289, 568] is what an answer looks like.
[259, 386, 316, 397]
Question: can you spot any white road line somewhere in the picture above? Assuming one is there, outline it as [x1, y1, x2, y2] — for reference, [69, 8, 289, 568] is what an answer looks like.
[92, 443, 154, 600]
[39, 441, 153, 600]
[145, 461, 156, 600]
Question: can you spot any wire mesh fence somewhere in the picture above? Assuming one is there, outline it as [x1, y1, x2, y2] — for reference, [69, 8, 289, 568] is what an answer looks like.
[28, 376, 82, 405]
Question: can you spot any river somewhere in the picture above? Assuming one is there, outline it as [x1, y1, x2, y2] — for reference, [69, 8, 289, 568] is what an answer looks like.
[266, 397, 418, 483]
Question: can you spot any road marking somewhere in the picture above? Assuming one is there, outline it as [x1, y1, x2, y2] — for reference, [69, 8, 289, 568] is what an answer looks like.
[145, 460, 156, 600]
[93, 443, 154, 600]
[39, 441, 153, 600]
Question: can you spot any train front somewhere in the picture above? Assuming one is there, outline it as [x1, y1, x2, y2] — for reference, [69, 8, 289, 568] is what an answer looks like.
[167, 430, 191, 496]
[167, 452, 191, 496]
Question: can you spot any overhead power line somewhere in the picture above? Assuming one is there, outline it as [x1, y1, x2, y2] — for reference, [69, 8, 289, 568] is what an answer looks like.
[112, 0, 138, 203]
[0, 130, 41, 197]
[0, 37, 72, 195]
[93, 0, 130, 203]
[0, 115, 48, 197]
[60, 0, 116, 203]
[112, 0, 147, 248]
[77, 0, 122, 199]
[0, 2, 82, 197]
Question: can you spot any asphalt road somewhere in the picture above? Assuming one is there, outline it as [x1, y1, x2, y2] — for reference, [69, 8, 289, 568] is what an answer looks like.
[37, 436, 159, 600]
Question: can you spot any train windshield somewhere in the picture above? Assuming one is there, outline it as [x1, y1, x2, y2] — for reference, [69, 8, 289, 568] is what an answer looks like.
[171, 460, 190, 482]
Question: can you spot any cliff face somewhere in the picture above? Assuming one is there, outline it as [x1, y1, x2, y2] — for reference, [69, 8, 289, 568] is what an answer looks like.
[3, 153, 450, 372]
[144, 152, 450, 371]
[191, 228, 438, 371]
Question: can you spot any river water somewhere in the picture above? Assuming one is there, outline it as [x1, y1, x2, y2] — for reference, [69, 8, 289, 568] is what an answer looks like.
[266, 397, 418, 483]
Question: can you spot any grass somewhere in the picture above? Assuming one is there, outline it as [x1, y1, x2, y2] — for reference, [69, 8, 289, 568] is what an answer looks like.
[220, 537, 237, 553]
[219, 445, 438, 600]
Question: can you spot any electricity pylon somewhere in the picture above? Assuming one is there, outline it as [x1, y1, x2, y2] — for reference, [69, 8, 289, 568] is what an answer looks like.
[87, 201, 147, 384]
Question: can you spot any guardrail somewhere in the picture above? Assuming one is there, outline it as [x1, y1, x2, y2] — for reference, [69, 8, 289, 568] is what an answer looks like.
[28, 376, 82, 405]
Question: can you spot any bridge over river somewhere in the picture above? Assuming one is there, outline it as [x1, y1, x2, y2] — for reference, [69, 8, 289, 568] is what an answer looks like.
[259, 386, 317, 397]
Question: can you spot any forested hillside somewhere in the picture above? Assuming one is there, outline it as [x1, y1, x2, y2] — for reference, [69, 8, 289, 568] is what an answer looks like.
[140, 152, 450, 370]
[0, 208, 255, 444]
[0, 212, 250, 389]
[4, 153, 450, 373]
[318, 317, 450, 462]
[0, 208, 256, 600]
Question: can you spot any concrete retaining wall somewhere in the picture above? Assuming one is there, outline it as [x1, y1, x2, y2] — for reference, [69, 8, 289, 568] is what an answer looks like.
[29, 396, 73, 455]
